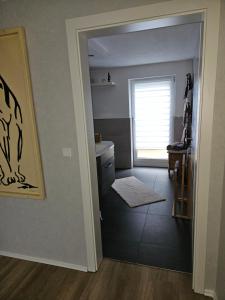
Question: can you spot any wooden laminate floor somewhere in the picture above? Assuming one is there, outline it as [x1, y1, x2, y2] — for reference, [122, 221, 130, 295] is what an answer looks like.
[0, 256, 210, 300]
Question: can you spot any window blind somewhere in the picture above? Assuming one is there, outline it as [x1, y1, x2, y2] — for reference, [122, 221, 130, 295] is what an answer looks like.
[133, 78, 172, 151]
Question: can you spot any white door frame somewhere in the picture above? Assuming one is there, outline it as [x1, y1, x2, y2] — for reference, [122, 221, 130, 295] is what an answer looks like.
[66, 0, 220, 294]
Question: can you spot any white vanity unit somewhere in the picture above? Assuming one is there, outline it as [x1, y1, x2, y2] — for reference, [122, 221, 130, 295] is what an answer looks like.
[95, 141, 115, 197]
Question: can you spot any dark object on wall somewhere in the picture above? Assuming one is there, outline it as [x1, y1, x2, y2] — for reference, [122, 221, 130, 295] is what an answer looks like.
[184, 73, 193, 98]
[182, 73, 193, 147]
[167, 73, 193, 151]
[107, 72, 111, 82]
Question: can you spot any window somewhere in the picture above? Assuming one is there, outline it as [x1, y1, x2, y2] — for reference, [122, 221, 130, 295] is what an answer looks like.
[131, 76, 174, 166]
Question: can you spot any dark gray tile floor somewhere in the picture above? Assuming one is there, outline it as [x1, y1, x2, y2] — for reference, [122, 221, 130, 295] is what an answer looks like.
[100, 167, 192, 273]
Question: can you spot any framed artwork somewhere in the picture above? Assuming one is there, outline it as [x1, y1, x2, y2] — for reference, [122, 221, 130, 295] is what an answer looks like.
[0, 27, 45, 199]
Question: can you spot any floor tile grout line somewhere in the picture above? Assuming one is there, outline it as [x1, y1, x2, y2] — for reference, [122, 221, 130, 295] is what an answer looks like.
[147, 174, 158, 214]
[102, 208, 149, 216]
[137, 211, 149, 260]
[138, 241, 186, 251]
[148, 212, 173, 217]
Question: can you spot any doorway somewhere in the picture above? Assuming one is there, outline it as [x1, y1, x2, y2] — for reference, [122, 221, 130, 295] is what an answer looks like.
[89, 23, 199, 272]
[66, 1, 220, 294]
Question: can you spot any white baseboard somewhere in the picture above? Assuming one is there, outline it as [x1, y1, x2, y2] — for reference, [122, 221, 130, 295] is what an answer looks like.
[0, 251, 87, 272]
[204, 289, 217, 300]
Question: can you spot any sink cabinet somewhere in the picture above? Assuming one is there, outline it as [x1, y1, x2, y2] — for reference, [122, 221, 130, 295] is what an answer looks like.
[96, 143, 115, 197]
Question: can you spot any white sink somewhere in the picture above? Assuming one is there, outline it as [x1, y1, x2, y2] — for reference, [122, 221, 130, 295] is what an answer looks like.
[95, 141, 114, 157]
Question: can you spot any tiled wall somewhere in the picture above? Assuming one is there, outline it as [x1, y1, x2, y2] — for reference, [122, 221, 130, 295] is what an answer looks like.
[94, 117, 183, 169]
[94, 118, 132, 169]
[173, 116, 183, 142]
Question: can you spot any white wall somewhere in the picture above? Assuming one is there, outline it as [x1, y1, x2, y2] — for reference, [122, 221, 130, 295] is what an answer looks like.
[91, 60, 193, 119]
[0, 0, 163, 269]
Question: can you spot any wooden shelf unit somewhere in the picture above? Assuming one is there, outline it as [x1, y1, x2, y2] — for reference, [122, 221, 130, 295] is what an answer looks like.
[172, 151, 193, 220]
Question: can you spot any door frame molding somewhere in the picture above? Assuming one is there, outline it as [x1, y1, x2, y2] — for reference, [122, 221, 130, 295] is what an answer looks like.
[66, 0, 220, 293]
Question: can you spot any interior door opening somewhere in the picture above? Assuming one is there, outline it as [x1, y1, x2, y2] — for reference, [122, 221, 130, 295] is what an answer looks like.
[86, 15, 203, 275]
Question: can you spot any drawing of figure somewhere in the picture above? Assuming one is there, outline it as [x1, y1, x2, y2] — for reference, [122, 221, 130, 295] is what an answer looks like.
[0, 75, 26, 186]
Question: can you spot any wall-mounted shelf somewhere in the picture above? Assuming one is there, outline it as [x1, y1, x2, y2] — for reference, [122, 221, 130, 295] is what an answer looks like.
[91, 82, 116, 87]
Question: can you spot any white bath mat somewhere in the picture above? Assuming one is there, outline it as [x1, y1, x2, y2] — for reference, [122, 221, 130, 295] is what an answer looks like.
[112, 176, 165, 207]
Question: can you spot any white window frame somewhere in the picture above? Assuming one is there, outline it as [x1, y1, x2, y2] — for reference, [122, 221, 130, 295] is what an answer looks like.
[130, 76, 175, 167]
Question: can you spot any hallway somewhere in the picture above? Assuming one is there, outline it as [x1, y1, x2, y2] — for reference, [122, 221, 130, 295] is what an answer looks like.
[100, 167, 192, 272]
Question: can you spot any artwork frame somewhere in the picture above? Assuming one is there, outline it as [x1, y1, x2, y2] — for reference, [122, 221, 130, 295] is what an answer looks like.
[0, 27, 45, 199]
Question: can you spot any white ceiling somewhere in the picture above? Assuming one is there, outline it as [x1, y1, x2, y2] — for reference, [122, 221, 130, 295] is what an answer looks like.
[88, 23, 201, 68]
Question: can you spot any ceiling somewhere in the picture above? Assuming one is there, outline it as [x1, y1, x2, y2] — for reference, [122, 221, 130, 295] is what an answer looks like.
[88, 23, 201, 68]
